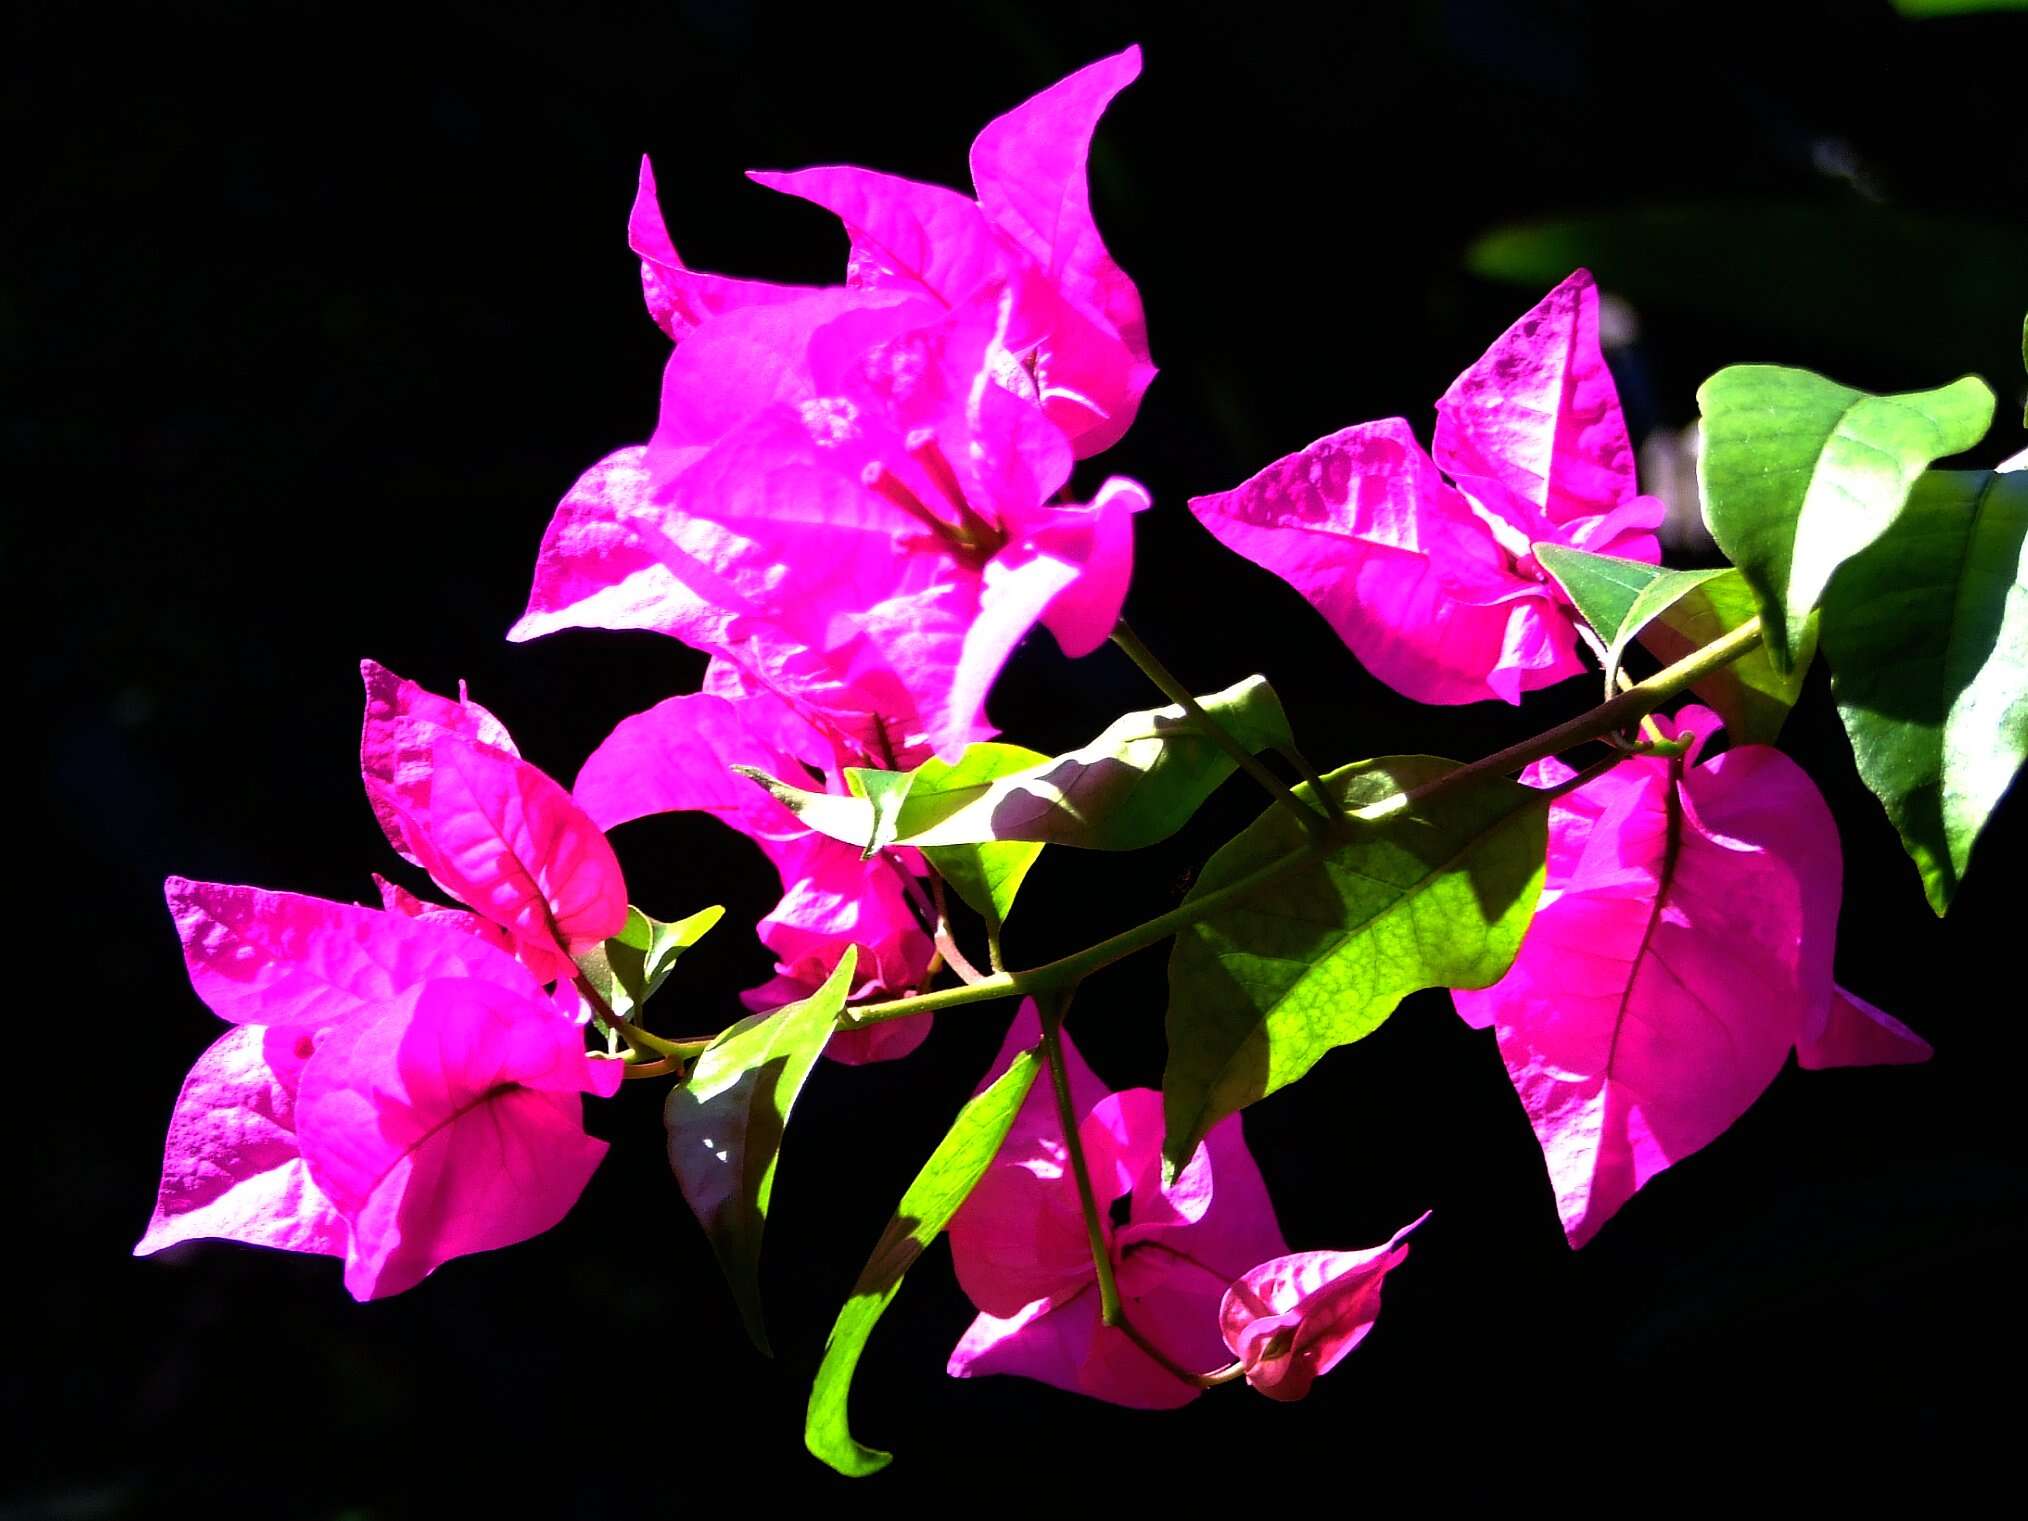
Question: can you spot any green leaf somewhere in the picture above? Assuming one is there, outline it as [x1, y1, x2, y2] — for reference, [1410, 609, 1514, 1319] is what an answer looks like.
[1531, 542, 1671, 645]
[1892, 0, 2028, 16]
[575, 903, 724, 1025]
[1634, 569, 1815, 745]
[663, 948, 855, 1356]
[805, 1048, 1041, 1477]
[1821, 468, 2028, 914]
[738, 677, 1295, 852]
[1698, 364, 1995, 672]
[843, 767, 918, 857]
[1162, 759, 1548, 1176]
[922, 841, 1044, 934]
[1532, 543, 1735, 683]
[1466, 202, 2025, 389]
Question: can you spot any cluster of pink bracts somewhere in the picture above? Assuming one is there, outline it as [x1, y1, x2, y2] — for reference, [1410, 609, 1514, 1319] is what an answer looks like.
[140, 47, 1930, 1409]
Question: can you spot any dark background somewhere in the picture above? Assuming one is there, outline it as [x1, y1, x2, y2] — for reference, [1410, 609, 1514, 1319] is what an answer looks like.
[14, 0, 2028, 1512]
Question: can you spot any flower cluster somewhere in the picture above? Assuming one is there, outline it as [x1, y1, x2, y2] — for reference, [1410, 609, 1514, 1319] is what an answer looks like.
[138, 665, 628, 1299]
[136, 41, 1959, 1459]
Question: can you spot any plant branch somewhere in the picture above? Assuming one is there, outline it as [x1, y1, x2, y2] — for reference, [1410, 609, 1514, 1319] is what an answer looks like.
[844, 614, 1761, 1030]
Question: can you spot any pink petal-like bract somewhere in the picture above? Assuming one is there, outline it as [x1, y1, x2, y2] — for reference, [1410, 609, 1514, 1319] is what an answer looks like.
[574, 691, 933, 1061]
[296, 977, 623, 1300]
[362, 665, 627, 968]
[946, 1003, 1287, 1406]
[1797, 986, 1934, 1071]
[1218, 1214, 1426, 1401]
[1452, 708, 1928, 1246]
[967, 44, 1155, 456]
[1433, 270, 1662, 561]
[360, 658, 518, 866]
[515, 54, 1156, 769]
[135, 1024, 348, 1261]
[631, 156, 814, 340]
[371, 873, 521, 960]
[1189, 272, 1662, 706]
[164, 876, 542, 1028]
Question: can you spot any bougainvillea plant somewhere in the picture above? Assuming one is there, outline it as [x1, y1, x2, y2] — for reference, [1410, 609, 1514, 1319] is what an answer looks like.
[136, 47, 2028, 1476]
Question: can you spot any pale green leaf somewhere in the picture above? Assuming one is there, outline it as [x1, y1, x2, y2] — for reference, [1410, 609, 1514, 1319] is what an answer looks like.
[843, 767, 918, 857]
[574, 902, 724, 1025]
[805, 1048, 1041, 1477]
[922, 841, 1044, 934]
[1634, 568, 1815, 744]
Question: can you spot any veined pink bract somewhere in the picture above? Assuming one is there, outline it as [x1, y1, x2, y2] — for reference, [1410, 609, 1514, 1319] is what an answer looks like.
[1218, 1214, 1426, 1401]
[1451, 708, 1931, 1247]
[1189, 270, 1664, 706]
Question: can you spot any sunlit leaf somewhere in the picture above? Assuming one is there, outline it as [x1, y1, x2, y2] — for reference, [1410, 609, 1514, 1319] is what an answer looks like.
[805, 1048, 1041, 1477]
[1162, 760, 1547, 1176]
[1698, 364, 1994, 671]
[739, 677, 1294, 852]
[1822, 468, 2028, 913]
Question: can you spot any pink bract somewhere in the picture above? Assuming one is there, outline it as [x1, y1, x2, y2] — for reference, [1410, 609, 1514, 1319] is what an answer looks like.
[361, 662, 628, 979]
[510, 52, 1157, 763]
[1189, 270, 1664, 706]
[142, 879, 622, 1297]
[1218, 1213, 1426, 1401]
[1451, 708, 1931, 1247]
[946, 1003, 1286, 1408]
[135, 1023, 349, 1261]
[297, 977, 622, 1300]
[573, 688, 933, 1063]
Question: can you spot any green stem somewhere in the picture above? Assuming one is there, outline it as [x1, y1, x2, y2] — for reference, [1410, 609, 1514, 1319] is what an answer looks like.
[845, 833, 1332, 1026]
[1110, 620, 1329, 840]
[844, 614, 1762, 1030]
[1041, 996, 1216, 1390]
[1040, 998, 1122, 1326]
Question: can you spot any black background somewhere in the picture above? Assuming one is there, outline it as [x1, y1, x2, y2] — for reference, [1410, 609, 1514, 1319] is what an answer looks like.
[14, 1, 2028, 1512]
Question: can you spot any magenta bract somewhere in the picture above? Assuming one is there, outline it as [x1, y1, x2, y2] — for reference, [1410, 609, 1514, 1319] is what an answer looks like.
[1189, 271, 1664, 705]
[946, 1004, 1287, 1408]
[511, 51, 1156, 763]
[141, 879, 621, 1298]
[1218, 1213, 1426, 1401]
[361, 661, 627, 980]
[1452, 709, 1930, 1246]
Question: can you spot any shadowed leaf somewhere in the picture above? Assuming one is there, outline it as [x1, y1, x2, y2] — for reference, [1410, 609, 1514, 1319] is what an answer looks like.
[664, 949, 855, 1355]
